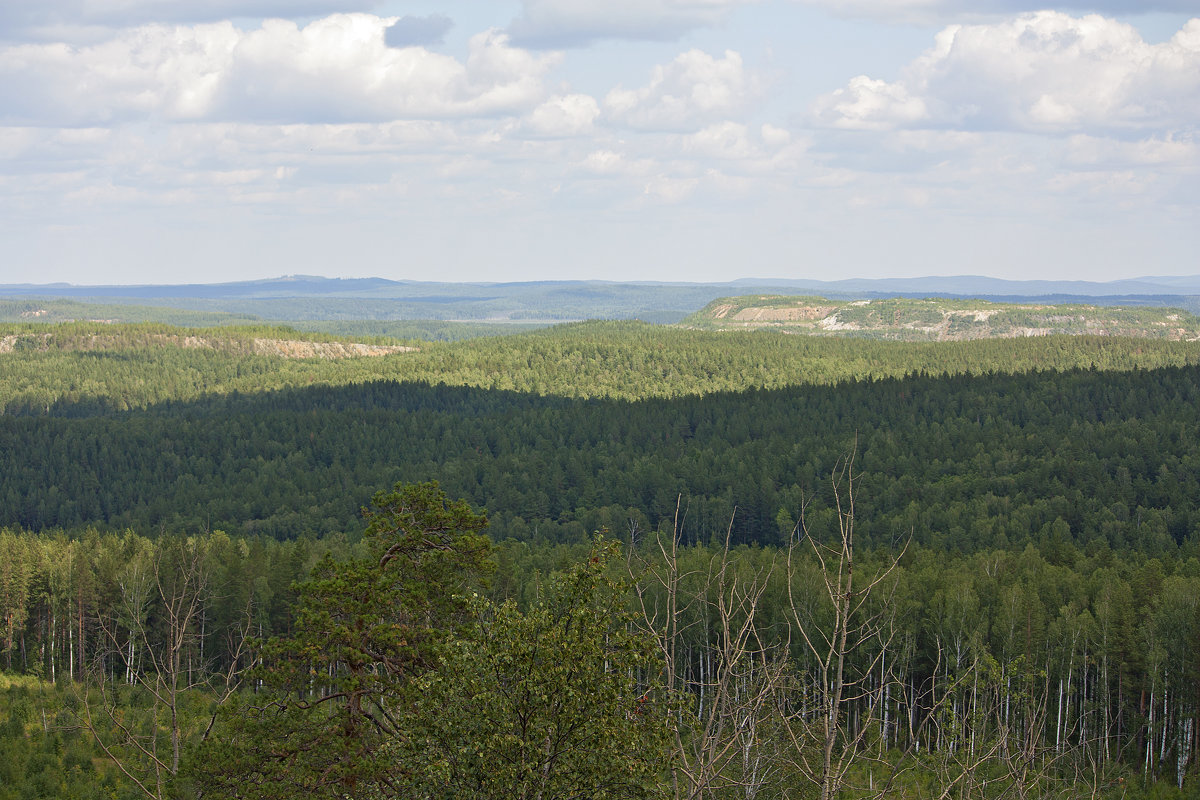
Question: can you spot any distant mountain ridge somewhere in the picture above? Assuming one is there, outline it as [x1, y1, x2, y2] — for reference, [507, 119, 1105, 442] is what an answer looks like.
[730, 274, 1200, 296]
[0, 275, 403, 299]
[3, 274, 1199, 322]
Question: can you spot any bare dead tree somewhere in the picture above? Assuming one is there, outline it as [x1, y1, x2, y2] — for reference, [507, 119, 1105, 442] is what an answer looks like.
[78, 536, 253, 800]
[781, 445, 909, 800]
[924, 653, 1101, 800]
[626, 445, 1097, 800]
[628, 499, 790, 800]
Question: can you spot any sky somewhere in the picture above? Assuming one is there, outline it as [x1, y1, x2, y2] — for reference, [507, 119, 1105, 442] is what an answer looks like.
[0, 1, 1197, 286]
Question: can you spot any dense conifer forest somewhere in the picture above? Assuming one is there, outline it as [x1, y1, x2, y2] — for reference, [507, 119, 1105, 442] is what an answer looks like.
[3, 318, 1200, 798]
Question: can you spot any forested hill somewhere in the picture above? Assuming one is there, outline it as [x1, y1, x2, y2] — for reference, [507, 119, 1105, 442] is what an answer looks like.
[7, 315, 1200, 800]
[684, 295, 1200, 341]
[5, 320, 1200, 412]
[3, 319, 1200, 547]
[4, 363, 1200, 555]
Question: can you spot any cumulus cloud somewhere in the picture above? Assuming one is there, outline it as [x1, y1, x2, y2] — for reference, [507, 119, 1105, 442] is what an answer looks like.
[813, 13, 1200, 134]
[0, 115, 530, 226]
[508, 0, 749, 47]
[1064, 132, 1199, 170]
[685, 121, 756, 159]
[574, 145, 704, 203]
[604, 49, 762, 131]
[676, 122, 814, 181]
[526, 94, 601, 136]
[0, 15, 559, 125]
[812, 76, 928, 131]
[579, 149, 653, 176]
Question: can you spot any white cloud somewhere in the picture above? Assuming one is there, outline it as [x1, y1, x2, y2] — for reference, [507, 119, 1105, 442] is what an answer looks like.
[680, 121, 814, 179]
[812, 76, 928, 131]
[526, 94, 600, 136]
[508, 0, 751, 47]
[642, 174, 700, 202]
[814, 13, 1200, 134]
[1064, 133, 1199, 170]
[580, 149, 649, 176]
[604, 49, 762, 131]
[574, 145, 703, 203]
[562, 118, 812, 210]
[3, 5, 1197, 286]
[0, 15, 559, 125]
[684, 121, 755, 159]
[760, 123, 791, 148]
[0, 117, 510, 226]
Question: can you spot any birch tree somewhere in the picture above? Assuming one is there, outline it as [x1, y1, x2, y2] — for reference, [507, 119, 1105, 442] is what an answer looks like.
[81, 535, 251, 800]
[628, 502, 789, 800]
[781, 448, 907, 800]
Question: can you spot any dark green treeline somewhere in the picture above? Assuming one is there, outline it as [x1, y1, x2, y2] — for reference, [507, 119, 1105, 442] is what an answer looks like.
[3, 364, 1199, 552]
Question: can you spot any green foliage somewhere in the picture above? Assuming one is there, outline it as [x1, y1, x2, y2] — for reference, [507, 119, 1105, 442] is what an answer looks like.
[6, 361, 1200, 555]
[0, 678, 141, 800]
[395, 539, 671, 799]
[6, 320, 1200, 417]
[192, 498, 671, 800]
[9, 314, 1200, 795]
[193, 482, 491, 799]
[7, 529, 1200, 795]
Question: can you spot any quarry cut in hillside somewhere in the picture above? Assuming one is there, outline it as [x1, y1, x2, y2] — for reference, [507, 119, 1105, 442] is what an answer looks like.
[249, 338, 415, 358]
[0, 331, 416, 358]
[686, 296, 1200, 342]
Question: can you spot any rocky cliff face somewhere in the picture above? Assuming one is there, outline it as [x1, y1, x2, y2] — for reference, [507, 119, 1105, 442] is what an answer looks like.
[0, 331, 416, 358]
[249, 338, 415, 358]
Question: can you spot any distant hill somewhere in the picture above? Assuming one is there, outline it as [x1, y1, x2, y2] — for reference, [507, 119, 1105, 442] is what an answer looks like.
[730, 274, 1200, 296]
[3, 274, 1199, 323]
[0, 277, 739, 324]
[683, 296, 1200, 342]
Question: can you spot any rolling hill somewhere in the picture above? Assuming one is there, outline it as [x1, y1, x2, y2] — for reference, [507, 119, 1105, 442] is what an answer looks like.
[683, 295, 1200, 341]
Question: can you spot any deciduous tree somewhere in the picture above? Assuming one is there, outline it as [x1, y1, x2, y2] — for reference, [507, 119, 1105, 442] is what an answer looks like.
[397, 538, 672, 799]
